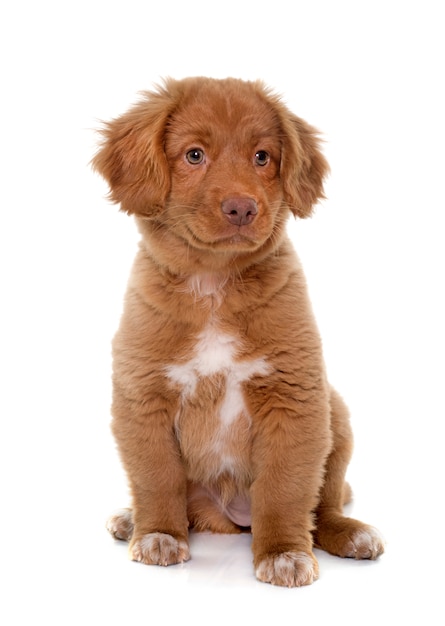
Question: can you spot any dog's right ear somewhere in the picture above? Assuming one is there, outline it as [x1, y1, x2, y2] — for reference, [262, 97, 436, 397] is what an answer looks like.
[92, 82, 177, 216]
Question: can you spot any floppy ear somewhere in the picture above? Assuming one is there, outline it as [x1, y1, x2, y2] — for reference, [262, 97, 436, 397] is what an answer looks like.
[280, 113, 330, 218]
[92, 82, 177, 216]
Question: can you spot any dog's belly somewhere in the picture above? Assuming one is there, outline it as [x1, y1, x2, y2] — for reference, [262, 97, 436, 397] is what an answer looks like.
[175, 380, 252, 483]
[165, 324, 270, 484]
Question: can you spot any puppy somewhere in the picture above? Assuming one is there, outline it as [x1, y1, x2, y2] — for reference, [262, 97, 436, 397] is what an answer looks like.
[93, 77, 384, 587]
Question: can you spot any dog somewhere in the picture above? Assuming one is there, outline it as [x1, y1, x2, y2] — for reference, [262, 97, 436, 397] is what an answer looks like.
[93, 77, 384, 587]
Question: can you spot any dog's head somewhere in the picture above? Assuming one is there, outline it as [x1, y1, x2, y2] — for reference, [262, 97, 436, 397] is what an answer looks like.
[93, 77, 328, 263]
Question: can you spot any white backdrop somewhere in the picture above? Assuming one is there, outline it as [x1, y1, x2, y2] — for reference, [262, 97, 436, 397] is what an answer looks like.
[1, 1, 444, 624]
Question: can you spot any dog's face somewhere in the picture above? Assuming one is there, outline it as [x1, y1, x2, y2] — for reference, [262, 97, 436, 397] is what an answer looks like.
[163, 85, 284, 254]
[93, 77, 328, 265]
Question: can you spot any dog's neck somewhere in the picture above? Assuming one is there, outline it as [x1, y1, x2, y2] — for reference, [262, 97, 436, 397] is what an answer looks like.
[186, 272, 229, 300]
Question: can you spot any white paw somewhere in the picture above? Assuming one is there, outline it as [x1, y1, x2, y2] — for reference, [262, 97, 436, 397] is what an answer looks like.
[256, 551, 318, 587]
[343, 526, 385, 560]
[130, 533, 190, 566]
[106, 508, 134, 541]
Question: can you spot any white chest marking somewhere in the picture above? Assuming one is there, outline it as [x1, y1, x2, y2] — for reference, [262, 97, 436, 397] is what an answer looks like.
[165, 325, 270, 426]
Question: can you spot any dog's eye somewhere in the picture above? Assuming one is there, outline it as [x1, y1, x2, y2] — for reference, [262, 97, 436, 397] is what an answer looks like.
[186, 148, 205, 165]
[254, 150, 270, 166]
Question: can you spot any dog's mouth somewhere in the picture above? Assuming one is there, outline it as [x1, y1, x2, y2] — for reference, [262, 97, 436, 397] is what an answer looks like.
[185, 225, 262, 251]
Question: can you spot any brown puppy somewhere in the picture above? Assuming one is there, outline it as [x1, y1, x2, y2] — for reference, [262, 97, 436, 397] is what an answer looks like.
[93, 77, 384, 587]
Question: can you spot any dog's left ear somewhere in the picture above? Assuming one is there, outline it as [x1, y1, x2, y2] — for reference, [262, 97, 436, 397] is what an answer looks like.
[280, 113, 330, 218]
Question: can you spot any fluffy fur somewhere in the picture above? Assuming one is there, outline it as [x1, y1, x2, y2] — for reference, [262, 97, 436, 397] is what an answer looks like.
[93, 77, 384, 587]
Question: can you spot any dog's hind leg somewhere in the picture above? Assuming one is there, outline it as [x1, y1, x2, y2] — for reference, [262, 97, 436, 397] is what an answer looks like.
[106, 508, 134, 541]
[313, 387, 385, 559]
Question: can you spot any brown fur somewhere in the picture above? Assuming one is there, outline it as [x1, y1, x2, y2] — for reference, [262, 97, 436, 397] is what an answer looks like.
[93, 77, 384, 587]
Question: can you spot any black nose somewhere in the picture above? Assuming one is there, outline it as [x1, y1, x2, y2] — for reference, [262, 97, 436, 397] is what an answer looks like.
[221, 197, 258, 226]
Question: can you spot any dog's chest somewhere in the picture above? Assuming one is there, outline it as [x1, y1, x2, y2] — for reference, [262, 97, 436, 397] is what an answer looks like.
[165, 324, 270, 479]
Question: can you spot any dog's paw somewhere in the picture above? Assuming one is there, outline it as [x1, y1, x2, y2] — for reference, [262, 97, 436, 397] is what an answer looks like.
[341, 526, 385, 560]
[106, 508, 134, 541]
[315, 516, 385, 560]
[255, 551, 319, 587]
[130, 533, 190, 566]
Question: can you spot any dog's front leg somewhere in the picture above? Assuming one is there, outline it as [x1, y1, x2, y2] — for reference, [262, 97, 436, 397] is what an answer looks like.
[112, 402, 190, 566]
[250, 405, 331, 587]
